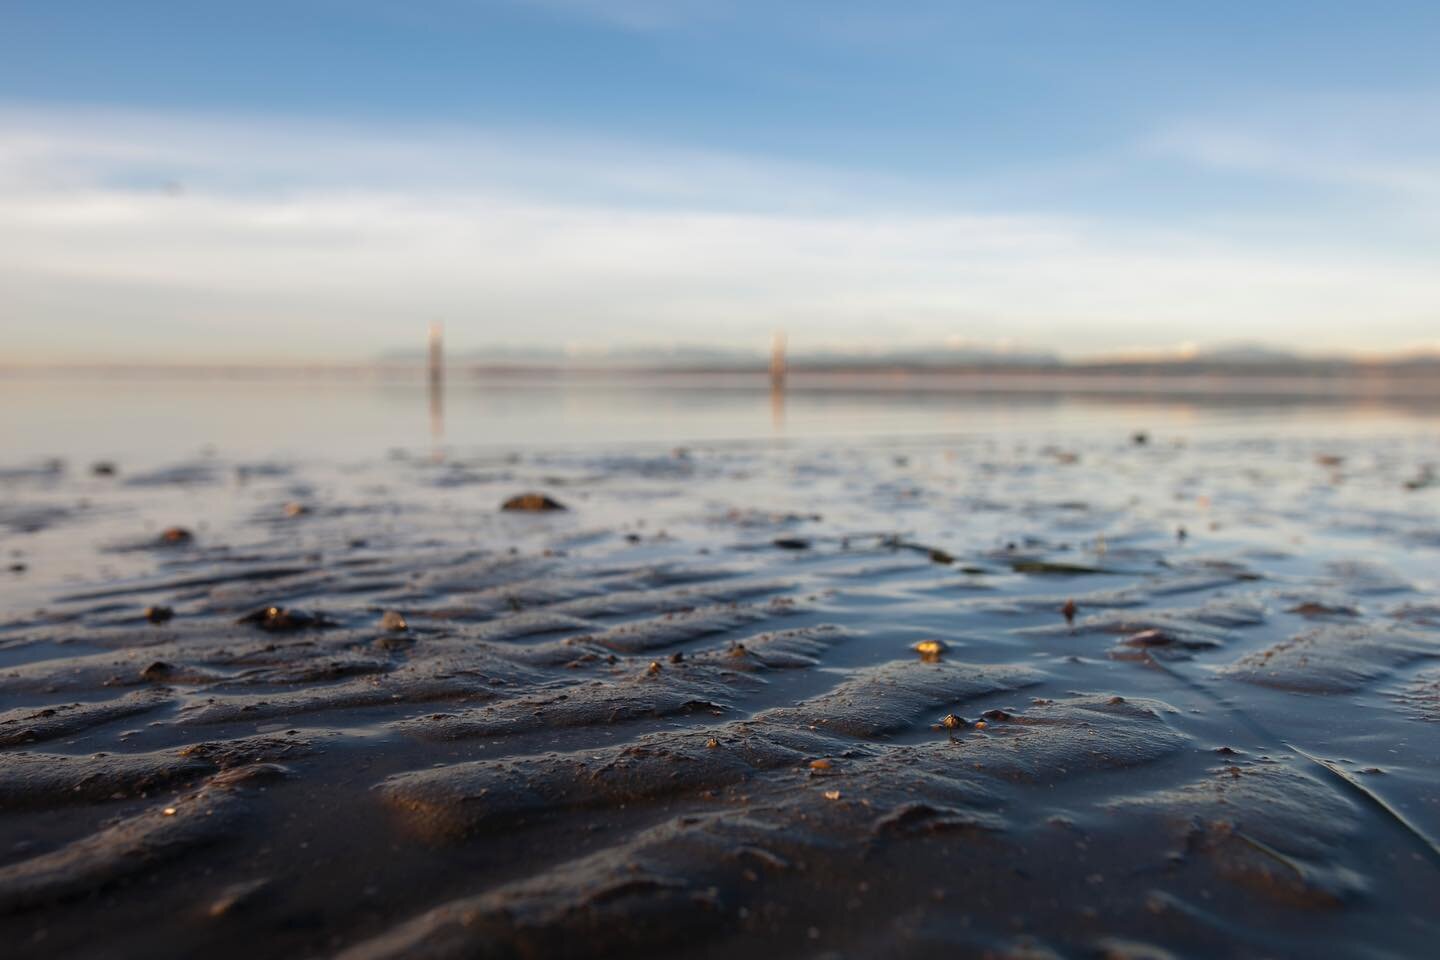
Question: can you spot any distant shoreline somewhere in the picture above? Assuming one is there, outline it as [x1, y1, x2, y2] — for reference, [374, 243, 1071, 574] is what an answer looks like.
[5, 359, 1440, 400]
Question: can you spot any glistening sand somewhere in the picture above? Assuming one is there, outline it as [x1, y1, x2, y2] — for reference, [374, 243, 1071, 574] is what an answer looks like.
[1, 375, 1438, 958]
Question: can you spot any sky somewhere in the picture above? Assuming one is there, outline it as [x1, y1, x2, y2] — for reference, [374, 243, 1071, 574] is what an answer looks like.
[3, 0, 1440, 362]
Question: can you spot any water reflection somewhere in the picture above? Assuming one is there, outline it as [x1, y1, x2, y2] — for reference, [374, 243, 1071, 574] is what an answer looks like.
[6, 370, 1440, 468]
[770, 379, 785, 431]
[428, 322, 445, 456]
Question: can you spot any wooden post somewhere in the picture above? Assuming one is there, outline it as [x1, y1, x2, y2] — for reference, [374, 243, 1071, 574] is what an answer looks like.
[770, 331, 787, 391]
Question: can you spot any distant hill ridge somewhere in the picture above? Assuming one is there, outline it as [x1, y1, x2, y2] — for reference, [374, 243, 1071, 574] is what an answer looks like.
[375, 340, 1440, 374]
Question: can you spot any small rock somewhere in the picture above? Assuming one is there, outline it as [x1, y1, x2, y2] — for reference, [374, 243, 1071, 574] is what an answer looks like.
[379, 610, 408, 632]
[144, 605, 174, 624]
[913, 639, 947, 661]
[501, 493, 567, 512]
[237, 606, 332, 632]
[158, 527, 193, 545]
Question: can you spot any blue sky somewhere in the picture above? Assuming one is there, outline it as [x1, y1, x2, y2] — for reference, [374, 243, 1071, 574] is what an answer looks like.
[3, 1, 1440, 361]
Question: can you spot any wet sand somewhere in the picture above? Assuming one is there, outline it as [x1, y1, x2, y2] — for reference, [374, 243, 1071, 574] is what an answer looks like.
[2, 406, 1440, 958]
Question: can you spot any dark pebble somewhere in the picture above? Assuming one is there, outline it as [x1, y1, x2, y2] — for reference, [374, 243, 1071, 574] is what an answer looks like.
[501, 493, 567, 512]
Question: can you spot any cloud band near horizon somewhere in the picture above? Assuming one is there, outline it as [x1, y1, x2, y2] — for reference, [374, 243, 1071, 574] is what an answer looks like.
[2, 102, 1439, 363]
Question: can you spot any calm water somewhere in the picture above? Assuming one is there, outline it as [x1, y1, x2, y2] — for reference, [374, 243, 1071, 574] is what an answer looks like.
[4, 371, 1440, 466]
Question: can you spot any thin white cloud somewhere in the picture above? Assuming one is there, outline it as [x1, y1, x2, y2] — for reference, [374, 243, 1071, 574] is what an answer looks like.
[2, 105, 1439, 362]
[1148, 94, 1440, 206]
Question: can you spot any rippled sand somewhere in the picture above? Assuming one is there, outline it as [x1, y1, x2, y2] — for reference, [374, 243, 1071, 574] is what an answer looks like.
[2, 426, 1439, 958]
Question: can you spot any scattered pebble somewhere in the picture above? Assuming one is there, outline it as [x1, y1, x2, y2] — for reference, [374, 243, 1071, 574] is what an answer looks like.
[913, 639, 948, 661]
[501, 493, 567, 512]
[236, 606, 332, 632]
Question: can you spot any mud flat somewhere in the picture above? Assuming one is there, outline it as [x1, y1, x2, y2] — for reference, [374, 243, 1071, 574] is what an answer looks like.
[2, 426, 1439, 958]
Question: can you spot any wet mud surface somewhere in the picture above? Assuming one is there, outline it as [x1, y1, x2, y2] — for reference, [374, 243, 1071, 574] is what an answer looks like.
[2, 429, 1439, 958]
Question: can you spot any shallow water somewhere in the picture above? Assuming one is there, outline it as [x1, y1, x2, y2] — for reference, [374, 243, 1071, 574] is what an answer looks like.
[2, 374, 1439, 958]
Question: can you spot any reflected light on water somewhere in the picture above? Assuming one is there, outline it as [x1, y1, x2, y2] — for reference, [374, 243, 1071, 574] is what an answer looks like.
[4, 369, 1440, 470]
[428, 323, 445, 459]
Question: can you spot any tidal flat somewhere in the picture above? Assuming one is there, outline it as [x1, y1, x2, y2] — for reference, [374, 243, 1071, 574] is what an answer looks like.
[2, 385, 1439, 958]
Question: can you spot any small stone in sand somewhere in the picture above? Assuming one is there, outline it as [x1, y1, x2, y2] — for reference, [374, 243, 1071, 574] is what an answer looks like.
[501, 492, 567, 512]
[237, 606, 332, 632]
[144, 605, 174, 624]
[379, 610, 408, 632]
[913, 639, 947, 661]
